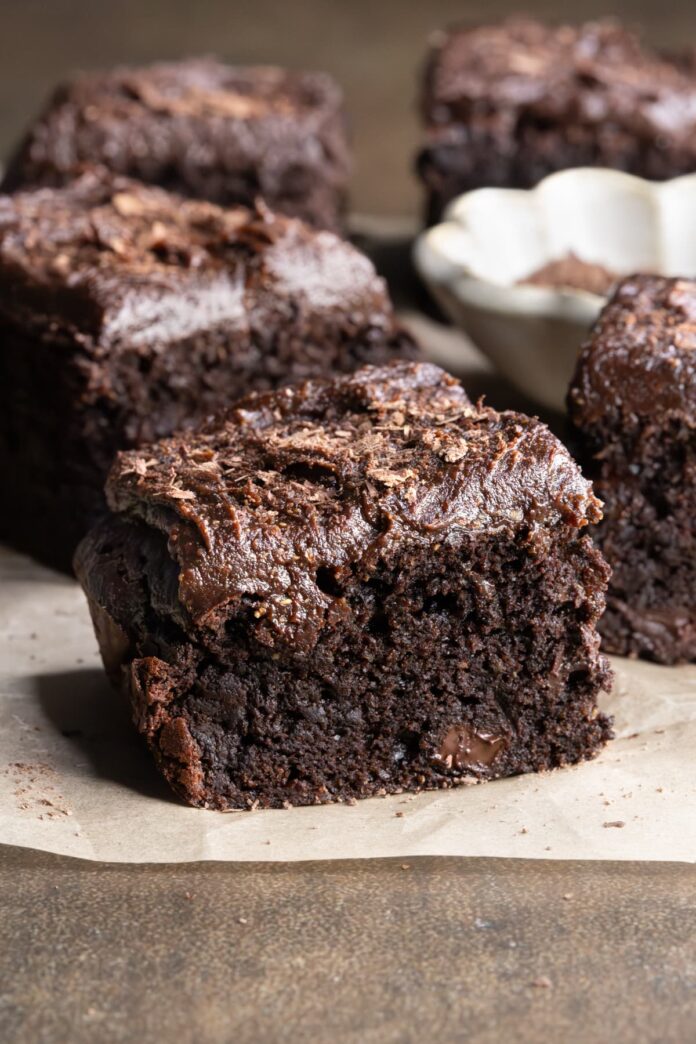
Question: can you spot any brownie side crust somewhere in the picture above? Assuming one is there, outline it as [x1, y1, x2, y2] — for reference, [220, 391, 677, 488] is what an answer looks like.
[0, 170, 417, 571]
[1, 58, 350, 231]
[417, 18, 696, 222]
[569, 275, 696, 664]
[76, 361, 612, 810]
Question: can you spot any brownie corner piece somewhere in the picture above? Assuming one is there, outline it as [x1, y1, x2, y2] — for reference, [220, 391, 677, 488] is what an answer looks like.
[76, 360, 612, 810]
[569, 275, 696, 663]
[0, 169, 416, 571]
[1, 58, 350, 231]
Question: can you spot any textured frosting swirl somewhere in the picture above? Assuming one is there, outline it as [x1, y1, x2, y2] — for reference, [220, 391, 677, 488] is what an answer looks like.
[106, 362, 601, 649]
[424, 18, 696, 140]
[0, 168, 391, 346]
[570, 275, 696, 427]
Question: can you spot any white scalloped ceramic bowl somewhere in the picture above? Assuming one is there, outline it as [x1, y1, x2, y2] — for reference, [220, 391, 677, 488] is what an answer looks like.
[414, 168, 696, 411]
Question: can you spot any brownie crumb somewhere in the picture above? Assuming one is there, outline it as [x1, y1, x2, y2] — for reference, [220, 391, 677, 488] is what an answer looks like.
[4, 761, 72, 820]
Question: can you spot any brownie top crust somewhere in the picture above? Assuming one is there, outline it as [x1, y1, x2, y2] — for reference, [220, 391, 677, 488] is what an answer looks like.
[0, 168, 389, 346]
[1, 58, 350, 227]
[423, 18, 696, 139]
[569, 275, 696, 426]
[57, 58, 343, 121]
[101, 361, 602, 651]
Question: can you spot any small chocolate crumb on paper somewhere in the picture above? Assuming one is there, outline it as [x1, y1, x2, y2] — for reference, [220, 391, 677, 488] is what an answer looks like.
[4, 761, 73, 821]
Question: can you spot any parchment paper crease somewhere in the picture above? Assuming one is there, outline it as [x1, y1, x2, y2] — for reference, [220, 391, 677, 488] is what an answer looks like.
[1, 546, 695, 864]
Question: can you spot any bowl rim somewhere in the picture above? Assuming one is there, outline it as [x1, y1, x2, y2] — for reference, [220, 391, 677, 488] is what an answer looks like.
[413, 166, 696, 318]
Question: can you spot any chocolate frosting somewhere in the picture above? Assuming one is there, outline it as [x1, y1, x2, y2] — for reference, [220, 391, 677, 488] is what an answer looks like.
[1, 58, 350, 230]
[569, 275, 696, 427]
[104, 361, 602, 652]
[424, 18, 696, 142]
[0, 168, 392, 349]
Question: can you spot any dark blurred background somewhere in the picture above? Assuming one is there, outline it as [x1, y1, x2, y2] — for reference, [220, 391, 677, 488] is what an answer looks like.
[2, 0, 696, 219]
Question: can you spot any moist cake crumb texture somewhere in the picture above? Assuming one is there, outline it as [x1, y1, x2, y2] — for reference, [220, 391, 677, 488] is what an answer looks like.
[569, 274, 696, 664]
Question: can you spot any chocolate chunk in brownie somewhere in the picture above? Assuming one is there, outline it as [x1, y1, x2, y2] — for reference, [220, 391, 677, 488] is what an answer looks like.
[417, 18, 696, 223]
[75, 361, 612, 810]
[2, 58, 350, 231]
[569, 275, 696, 663]
[0, 169, 417, 571]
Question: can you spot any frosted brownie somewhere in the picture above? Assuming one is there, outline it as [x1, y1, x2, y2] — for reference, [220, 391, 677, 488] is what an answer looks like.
[76, 361, 612, 809]
[1, 58, 350, 231]
[569, 275, 696, 663]
[417, 18, 696, 222]
[0, 170, 416, 570]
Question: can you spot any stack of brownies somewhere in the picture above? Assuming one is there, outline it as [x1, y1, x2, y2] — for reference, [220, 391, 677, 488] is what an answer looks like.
[1, 17, 693, 811]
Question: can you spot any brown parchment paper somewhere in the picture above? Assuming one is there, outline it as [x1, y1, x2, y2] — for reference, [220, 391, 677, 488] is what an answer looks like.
[2, 543, 695, 864]
[1, 314, 695, 864]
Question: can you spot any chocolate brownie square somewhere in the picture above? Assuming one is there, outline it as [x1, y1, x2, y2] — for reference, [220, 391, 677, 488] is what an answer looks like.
[75, 361, 612, 810]
[1, 58, 350, 231]
[569, 276, 696, 664]
[417, 18, 696, 223]
[0, 170, 416, 571]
